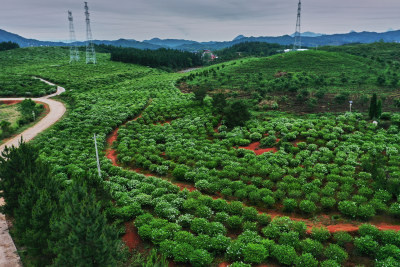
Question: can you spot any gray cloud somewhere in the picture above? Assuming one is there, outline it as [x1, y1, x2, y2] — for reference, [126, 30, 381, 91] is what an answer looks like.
[1, 0, 399, 42]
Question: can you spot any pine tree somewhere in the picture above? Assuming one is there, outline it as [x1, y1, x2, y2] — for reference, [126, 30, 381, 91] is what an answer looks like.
[0, 141, 38, 216]
[369, 93, 378, 120]
[7, 144, 61, 263]
[50, 181, 121, 266]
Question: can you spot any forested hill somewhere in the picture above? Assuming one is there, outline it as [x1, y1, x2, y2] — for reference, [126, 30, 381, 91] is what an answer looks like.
[109, 46, 202, 70]
[3, 28, 400, 51]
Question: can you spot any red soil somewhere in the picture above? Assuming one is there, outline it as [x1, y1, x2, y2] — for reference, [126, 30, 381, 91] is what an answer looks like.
[107, 128, 119, 146]
[214, 123, 222, 133]
[238, 142, 278, 155]
[123, 222, 142, 251]
[175, 182, 196, 192]
[0, 100, 22, 105]
[106, 148, 118, 166]
[219, 263, 229, 267]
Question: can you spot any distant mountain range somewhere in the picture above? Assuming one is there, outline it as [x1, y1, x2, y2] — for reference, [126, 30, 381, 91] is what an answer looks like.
[1, 28, 400, 51]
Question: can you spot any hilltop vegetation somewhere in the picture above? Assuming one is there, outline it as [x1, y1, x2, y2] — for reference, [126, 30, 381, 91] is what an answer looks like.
[180, 49, 400, 113]
[0, 45, 400, 266]
[109, 46, 202, 71]
[0, 41, 19, 51]
[212, 42, 286, 62]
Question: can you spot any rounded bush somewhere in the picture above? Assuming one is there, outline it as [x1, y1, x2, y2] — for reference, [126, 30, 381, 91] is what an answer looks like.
[243, 243, 268, 264]
[323, 244, 348, 264]
[299, 200, 317, 214]
[299, 238, 323, 257]
[283, 198, 297, 212]
[159, 240, 177, 258]
[189, 249, 213, 267]
[310, 227, 330, 242]
[333, 231, 353, 247]
[376, 244, 400, 260]
[338, 201, 357, 218]
[358, 224, 380, 238]
[272, 244, 297, 265]
[257, 214, 271, 226]
[173, 243, 194, 263]
[226, 241, 246, 261]
[294, 253, 318, 267]
[190, 218, 209, 234]
[227, 215, 243, 231]
[354, 235, 379, 255]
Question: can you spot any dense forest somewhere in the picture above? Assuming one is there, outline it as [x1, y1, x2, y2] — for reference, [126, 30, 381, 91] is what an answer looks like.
[109, 46, 202, 70]
[0, 41, 19, 51]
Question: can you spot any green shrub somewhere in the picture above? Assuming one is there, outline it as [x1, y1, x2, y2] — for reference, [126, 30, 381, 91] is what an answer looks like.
[389, 202, 400, 217]
[283, 198, 297, 212]
[172, 166, 188, 180]
[354, 235, 379, 255]
[113, 203, 143, 220]
[173, 243, 194, 263]
[210, 234, 231, 253]
[262, 195, 275, 207]
[243, 243, 268, 264]
[243, 207, 258, 221]
[159, 240, 177, 258]
[376, 244, 400, 261]
[190, 218, 209, 234]
[323, 244, 348, 264]
[358, 224, 380, 238]
[189, 249, 213, 267]
[299, 238, 323, 257]
[227, 215, 243, 231]
[310, 227, 330, 242]
[226, 241, 246, 261]
[260, 136, 277, 148]
[357, 204, 376, 220]
[294, 253, 318, 267]
[272, 244, 297, 265]
[338, 201, 357, 218]
[333, 231, 353, 247]
[278, 231, 300, 248]
[299, 200, 317, 214]
[321, 197, 336, 209]
[257, 214, 271, 226]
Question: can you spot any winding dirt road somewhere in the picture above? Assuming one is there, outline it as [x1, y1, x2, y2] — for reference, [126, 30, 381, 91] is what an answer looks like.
[0, 78, 66, 267]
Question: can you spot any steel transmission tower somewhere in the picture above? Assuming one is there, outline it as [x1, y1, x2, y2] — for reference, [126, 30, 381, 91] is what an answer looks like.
[293, 0, 302, 50]
[68, 11, 80, 62]
[84, 2, 96, 64]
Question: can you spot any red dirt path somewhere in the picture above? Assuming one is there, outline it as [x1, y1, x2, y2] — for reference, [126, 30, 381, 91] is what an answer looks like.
[238, 142, 278, 155]
[0, 100, 22, 105]
[122, 222, 142, 251]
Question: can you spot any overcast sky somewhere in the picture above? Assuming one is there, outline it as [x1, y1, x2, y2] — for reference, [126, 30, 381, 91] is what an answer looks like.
[1, 0, 400, 42]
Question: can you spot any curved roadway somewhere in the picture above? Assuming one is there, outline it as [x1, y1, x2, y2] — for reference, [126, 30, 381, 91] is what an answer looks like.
[0, 78, 66, 267]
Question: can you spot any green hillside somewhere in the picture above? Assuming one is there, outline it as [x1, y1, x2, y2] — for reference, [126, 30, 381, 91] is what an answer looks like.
[1, 46, 400, 267]
[180, 50, 400, 113]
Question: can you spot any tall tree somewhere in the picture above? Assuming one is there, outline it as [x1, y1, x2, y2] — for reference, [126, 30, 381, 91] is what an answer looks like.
[0, 141, 38, 216]
[50, 180, 121, 267]
[224, 100, 251, 128]
[369, 93, 378, 120]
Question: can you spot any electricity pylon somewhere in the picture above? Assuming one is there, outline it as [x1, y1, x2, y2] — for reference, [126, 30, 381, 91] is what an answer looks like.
[84, 2, 96, 64]
[293, 0, 302, 50]
[68, 11, 79, 62]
